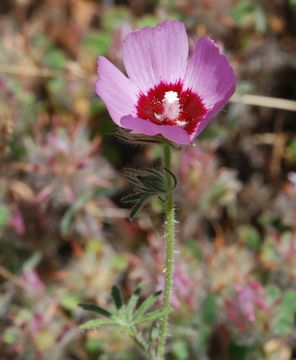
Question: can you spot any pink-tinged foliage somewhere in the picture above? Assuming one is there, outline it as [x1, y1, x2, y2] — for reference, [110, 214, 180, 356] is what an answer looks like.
[156, 264, 196, 311]
[96, 20, 236, 144]
[20, 269, 45, 295]
[170, 266, 196, 311]
[225, 280, 268, 335]
[26, 123, 113, 206]
[8, 208, 25, 236]
[178, 147, 241, 229]
[31, 313, 44, 334]
[287, 172, 296, 187]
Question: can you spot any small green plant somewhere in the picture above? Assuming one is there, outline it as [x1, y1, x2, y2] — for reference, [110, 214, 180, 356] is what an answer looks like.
[79, 285, 165, 359]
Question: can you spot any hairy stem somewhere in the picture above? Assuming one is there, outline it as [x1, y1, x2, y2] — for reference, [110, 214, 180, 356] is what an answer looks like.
[131, 327, 158, 360]
[157, 143, 175, 359]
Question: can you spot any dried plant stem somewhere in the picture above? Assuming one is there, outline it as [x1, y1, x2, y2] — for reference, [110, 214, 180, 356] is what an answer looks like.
[157, 143, 175, 359]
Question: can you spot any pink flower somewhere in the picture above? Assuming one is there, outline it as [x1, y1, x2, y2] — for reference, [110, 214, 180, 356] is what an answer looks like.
[96, 20, 236, 145]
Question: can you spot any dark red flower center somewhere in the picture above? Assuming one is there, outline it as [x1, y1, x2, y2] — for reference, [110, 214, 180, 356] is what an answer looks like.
[136, 81, 207, 135]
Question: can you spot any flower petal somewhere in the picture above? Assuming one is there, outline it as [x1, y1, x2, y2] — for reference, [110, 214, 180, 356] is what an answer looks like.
[184, 37, 236, 110]
[96, 56, 139, 125]
[122, 20, 189, 93]
[121, 115, 191, 145]
[190, 85, 235, 140]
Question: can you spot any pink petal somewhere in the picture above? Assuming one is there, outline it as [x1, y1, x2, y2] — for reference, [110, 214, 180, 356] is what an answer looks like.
[184, 37, 236, 108]
[122, 20, 189, 93]
[96, 56, 139, 125]
[184, 37, 236, 138]
[121, 115, 191, 145]
[192, 85, 235, 138]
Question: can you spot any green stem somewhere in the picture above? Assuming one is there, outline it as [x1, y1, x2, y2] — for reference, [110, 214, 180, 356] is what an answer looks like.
[131, 327, 154, 360]
[157, 143, 175, 359]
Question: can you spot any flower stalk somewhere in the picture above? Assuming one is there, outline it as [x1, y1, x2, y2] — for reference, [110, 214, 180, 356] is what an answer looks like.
[157, 142, 175, 359]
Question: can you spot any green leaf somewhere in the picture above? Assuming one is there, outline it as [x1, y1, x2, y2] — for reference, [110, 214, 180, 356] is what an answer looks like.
[78, 303, 112, 318]
[138, 175, 166, 193]
[172, 339, 189, 360]
[141, 168, 162, 177]
[80, 319, 116, 330]
[121, 192, 149, 203]
[0, 204, 9, 229]
[22, 252, 42, 272]
[127, 284, 143, 315]
[3, 328, 17, 345]
[111, 285, 123, 309]
[137, 15, 158, 28]
[134, 290, 162, 321]
[202, 292, 217, 324]
[83, 32, 112, 55]
[229, 342, 251, 360]
[61, 295, 80, 312]
[271, 216, 292, 233]
[231, 0, 255, 26]
[164, 167, 178, 190]
[239, 225, 261, 251]
[274, 290, 296, 335]
[123, 166, 178, 219]
[129, 200, 145, 221]
[124, 174, 145, 190]
[255, 6, 266, 33]
[124, 168, 166, 193]
[44, 48, 67, 70]
[266, 285, 281, 301]
[133, 308, 166, 325]
[283, 290, 296, 311]
[85, 337, 103, 354]
[61, 193, 90, 235]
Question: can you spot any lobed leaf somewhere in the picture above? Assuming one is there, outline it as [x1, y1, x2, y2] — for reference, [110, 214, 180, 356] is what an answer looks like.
[129, 200, 145, 221]
[127, 284, 144, 316]
[78, 303, 112, 318]
[121, 192, 149, 204]
[111, 285, 123, 309]
[80, 319, 116, 330]
[133, 308, 167, 325]
[134, 290, 162, 322]
[137, 175, 166, 193]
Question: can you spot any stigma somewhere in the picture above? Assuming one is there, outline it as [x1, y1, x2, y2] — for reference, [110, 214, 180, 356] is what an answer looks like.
[163, 91, 180, 120]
